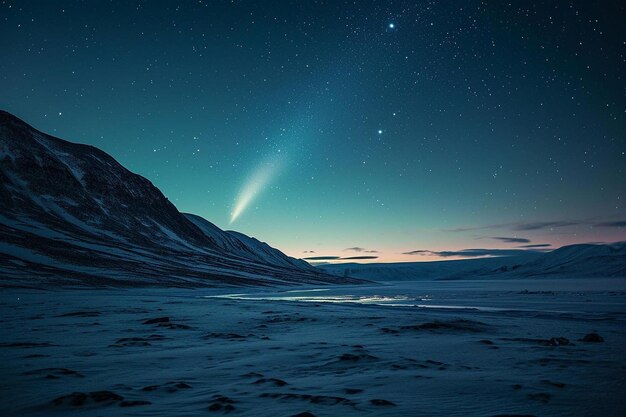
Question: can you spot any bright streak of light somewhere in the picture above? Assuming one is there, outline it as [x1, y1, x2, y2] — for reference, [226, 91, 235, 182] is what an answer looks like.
[230, 161, 279, 224]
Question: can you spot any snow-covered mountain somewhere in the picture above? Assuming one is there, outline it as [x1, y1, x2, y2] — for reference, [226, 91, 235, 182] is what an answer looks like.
[494, 242, 626, 278]
[0, 110, 360, 287]
[183, 213, 314, 271]
[319, 253, 542, 281]
[320, 243, 626, 281]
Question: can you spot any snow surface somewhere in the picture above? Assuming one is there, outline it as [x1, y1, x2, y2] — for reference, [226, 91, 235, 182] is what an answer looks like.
[1, 279, 625, 416]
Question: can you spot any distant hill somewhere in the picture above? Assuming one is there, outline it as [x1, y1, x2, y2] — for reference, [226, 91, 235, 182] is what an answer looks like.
[493, 242, 626, 278]
[319, 243, 626, 281]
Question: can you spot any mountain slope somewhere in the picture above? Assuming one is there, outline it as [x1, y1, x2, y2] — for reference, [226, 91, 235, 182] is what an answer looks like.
[0, 110, 360, 287]
[494, 242, 626, 278]
[183, 213, 314, 271]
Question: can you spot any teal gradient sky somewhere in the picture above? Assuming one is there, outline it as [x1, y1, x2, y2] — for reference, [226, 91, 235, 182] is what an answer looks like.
[1, 1, 625, 262]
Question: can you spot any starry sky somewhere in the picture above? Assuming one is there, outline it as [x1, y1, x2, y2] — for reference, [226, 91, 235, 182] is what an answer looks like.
[2, 0, 625, 262]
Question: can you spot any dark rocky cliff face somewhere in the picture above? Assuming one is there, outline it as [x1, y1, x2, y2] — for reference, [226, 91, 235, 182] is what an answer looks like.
[0, 110, 360, 287]
[0, 110, 213, 249]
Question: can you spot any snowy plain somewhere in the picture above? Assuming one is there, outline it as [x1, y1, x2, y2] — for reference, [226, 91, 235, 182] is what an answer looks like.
[1, 278, 625, 416]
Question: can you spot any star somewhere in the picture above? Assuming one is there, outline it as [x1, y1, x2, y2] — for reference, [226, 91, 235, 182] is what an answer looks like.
[388, 23, 395, 29]
[378, 129, 383, 134]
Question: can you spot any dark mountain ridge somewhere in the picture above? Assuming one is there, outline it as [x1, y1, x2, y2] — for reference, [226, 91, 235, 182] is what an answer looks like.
[0, 110, 359, 287]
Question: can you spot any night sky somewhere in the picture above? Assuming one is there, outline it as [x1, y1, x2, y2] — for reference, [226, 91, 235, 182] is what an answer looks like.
[2, 1, 625, 262]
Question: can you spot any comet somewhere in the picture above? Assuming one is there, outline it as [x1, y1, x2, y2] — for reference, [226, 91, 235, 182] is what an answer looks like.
[229, 118, 312, 224]
[230, 160, 280, 224]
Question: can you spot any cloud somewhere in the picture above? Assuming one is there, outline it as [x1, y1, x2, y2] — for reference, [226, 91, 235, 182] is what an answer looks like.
[435, 249, 532, 257]
[302, 254, 379, 261]
[595, 221, 626, 228]
[445, 217, 624, 240]
[512, 221, 579, 231]
[446, 220, 581, 232]
[517, 243, 551, 248]
[344, 247, 365, 252]
[490, 236, 531, 243]
[343, 247, 379, 253]
[402, 250, 431, 255]
[444, 222, 516, 232]
[403, 248, 536, 258]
